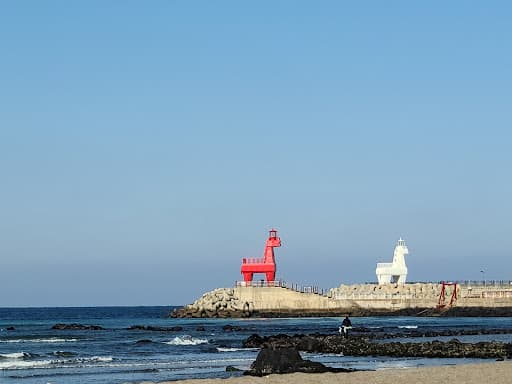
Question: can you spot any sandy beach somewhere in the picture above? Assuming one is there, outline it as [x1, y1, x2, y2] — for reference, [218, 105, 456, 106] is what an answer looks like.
[155, 361, 512, 384]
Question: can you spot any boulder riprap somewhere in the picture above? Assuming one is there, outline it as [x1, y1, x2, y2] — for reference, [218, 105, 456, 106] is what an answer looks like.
[171, 288, 249, 318]
[244, 347, 354, 376]
[52, 323, 105, 330]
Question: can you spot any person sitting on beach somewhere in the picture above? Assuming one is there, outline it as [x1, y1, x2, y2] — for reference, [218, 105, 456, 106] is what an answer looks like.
[340, 316, 352, 338]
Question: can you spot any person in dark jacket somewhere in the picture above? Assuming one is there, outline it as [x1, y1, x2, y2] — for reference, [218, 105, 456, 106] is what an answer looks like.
[339, 316, 352, 338]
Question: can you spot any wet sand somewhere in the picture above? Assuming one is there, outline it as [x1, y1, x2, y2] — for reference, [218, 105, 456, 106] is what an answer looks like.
[154, 361, 511, 384]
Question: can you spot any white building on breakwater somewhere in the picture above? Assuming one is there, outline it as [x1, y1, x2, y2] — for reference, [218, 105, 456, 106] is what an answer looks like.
[375, 238, 409, 284]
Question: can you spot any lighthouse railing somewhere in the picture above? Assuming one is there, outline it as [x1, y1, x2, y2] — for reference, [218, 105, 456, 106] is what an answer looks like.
[241, 257, 267, 264]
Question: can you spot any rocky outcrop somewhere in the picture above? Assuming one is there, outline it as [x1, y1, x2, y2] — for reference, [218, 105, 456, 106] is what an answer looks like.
[376, 328, 512, 339]
[52, 323, 105, 330]
[171, 288, 250, 318]
[244, 333, 512, 359]
[244, 347, 354, 376]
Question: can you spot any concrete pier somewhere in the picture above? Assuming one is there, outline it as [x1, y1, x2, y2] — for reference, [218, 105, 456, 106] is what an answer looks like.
[171, 281, 512, 318]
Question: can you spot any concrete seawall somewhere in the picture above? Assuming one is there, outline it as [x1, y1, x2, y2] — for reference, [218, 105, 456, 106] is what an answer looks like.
[171, 282, 512, 318]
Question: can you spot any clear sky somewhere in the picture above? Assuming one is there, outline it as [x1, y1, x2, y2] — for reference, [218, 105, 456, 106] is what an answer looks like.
[1, 1, 511, 307]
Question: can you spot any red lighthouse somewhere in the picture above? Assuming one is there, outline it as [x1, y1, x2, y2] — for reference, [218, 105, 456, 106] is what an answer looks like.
[240, 229, 281, 283]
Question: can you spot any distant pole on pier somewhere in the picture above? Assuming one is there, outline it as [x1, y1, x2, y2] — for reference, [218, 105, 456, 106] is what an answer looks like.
[480, 270, 485, 286]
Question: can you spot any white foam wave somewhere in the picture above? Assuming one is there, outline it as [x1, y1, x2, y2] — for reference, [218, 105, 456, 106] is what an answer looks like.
[216, 347, 259, 352]
[0, 359, 51, 370]
[398, 325, 418, 329]
[0, 338, 79, 343]
[0, 352, 31, 359]
[165, 336, 208, 346]
[51, 351, 77, 357]
[0, 355, 113, 370]
[85, 356, 113, 363]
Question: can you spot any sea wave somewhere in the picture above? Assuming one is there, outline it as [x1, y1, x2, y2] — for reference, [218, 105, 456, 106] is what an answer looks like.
[216, 347, 259, 352]
[0, 355, 113, 370]
[0, 338, 79, 343]
[0, 359, 52, 370]
[50, 351, 77, 357]
[0, 352, 35, 359]
[165, 336, 208, 346]
[398, 325, 418, 329]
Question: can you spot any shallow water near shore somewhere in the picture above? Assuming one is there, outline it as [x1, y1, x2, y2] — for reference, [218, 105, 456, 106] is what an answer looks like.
[1, 307, 511, 384]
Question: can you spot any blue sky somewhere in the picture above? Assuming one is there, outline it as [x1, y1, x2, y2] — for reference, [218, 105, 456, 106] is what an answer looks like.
[1, 1, 511, 306]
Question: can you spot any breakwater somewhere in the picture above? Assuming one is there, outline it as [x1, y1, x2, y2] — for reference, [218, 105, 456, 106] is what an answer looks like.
[171, 282, 512, 318]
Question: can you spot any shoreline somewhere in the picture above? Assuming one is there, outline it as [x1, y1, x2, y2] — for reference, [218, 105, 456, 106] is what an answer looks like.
[155, 361, 512, 384]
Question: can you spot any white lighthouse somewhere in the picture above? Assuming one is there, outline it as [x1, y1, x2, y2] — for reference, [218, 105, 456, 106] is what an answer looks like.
[375, 238, 409, 284]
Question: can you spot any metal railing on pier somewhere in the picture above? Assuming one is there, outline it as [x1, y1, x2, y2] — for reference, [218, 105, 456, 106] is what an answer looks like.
[449, 280, 512, 288]
[364, 280, 512, 288]
[235, 280, 328, 296]
[333, 292, 417, 300]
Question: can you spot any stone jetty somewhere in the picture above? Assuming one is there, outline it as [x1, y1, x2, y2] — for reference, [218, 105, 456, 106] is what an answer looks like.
[171, 282, 512, 318]
[171, 288, 249, 318]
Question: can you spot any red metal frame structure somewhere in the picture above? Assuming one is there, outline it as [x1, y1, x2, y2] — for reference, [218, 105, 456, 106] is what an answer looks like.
[437, 282, 458, 309]
[241, 229, 281, 283]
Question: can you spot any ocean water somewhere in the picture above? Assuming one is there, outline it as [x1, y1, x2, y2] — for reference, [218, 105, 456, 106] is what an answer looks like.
[1, 307, 512, 384]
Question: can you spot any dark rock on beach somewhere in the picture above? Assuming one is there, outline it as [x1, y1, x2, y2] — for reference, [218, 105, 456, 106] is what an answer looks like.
[244, 347, 354, 376]
[127, 325, 183, 332]
[52, 323, 105, 330]
[244, 334, 265, 348]
[226, 365, 242, 372]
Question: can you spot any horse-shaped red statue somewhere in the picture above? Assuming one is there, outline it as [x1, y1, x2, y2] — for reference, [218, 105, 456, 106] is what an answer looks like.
[240, 229, 281, 283]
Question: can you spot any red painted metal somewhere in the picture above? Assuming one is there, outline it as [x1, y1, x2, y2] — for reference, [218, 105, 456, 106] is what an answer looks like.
[437, 282, 458, 309]
[240, 229, 282, 283]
